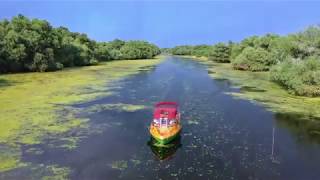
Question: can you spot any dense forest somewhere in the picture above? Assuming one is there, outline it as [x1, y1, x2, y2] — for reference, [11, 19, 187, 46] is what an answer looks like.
[0, 15, 160, 73]
[168, 26, 320, 97]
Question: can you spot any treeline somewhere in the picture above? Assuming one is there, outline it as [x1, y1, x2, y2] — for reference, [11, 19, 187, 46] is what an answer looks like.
[168, 26, 320, 97]
[0, 15, 160, 73]
[169, 45, 212, 57]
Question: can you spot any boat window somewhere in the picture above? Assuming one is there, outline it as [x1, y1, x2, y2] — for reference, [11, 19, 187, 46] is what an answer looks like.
[169, 120, 176, 125]
[153, 119, 160, 124]
[161, 119, 167, 125]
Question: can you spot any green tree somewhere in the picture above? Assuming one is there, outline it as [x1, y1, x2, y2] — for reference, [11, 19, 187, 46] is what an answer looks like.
[270, 56, 320, 96]
[120, 41, 160, 59]
[232, 47, 276, 71]
[170, 45, 193, 55]
[191, 45, 212, 57]
[109, 39, 125, 50]
[94, 42, 112, 61]
[209, 43, 231, 63]
[0, 15, 161, 73]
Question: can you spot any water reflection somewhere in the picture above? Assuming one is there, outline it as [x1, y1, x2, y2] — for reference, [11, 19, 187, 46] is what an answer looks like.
[275, 112, 320, 144]
[12, 57, 320, 180]
[147, 136, 182, 160]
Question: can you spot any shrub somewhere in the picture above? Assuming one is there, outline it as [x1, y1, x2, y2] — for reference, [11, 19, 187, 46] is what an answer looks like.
[191, 45, 212, 57]
[89, 59, 99, 65]
[209, 43, 231, 63]
[120, 41, 160, 59]
[232, 47, 276, 71]
[55, 62, 64, 70]
[270, 56, 320, 96]
[108, 49, 123, 60]
[170, 45, 193, 55]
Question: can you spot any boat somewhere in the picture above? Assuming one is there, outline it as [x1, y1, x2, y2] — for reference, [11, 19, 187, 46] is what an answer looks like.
[148, 135, 182, 160]
[149, 102, 181, 144]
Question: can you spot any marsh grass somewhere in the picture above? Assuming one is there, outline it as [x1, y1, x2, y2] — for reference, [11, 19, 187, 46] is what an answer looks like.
[0, 78, 15, 88]
[191, 57, 320, 119]
[0, 57, 163, 172]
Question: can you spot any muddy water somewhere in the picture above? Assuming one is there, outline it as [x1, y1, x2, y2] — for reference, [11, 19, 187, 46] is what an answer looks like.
[19, 57, 320, 179]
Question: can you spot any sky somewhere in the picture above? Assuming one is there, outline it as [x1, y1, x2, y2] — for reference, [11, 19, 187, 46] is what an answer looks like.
[1, 1, 320, 47]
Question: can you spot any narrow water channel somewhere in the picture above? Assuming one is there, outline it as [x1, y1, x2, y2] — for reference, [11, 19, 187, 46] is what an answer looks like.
[20, 57, 320, 179]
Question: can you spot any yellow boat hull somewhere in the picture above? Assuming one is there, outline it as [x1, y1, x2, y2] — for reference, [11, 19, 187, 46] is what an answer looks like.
[149, 124, 181, 144]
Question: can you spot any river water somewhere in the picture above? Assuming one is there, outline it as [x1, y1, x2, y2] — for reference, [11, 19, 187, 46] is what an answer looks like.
[20, 57, 320, 179]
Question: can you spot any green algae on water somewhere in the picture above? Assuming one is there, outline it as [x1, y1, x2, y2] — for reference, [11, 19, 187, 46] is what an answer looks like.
[111, 160, 128, 171]
[187, 119, 200, 125]
[0, 56, 163, 173]
[0, 146, 23, 172]
[41, 165, 71, 180]
[84, 103, 148, 114]
[130, 159, 141, 167]
[194, 58, 320, 119]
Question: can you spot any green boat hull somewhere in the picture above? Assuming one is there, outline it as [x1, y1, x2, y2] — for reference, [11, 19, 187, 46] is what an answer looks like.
[151, 130, 181, 145]
[148, 136, 182, 160]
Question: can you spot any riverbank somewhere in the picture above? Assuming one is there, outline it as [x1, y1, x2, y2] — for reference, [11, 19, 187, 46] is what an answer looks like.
[179, 56, 320, 132]
[0, 56, 163, 172]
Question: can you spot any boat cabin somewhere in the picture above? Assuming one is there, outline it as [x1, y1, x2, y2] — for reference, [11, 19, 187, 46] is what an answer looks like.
[153, 102, 179, 127]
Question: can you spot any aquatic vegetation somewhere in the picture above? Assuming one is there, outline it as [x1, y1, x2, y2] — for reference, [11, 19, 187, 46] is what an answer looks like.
[200, 59, 320, 119]
[41, 165, 71, 180]
[275, 113, 320, 143]
[0, 57, 163, 172]
[111, 160, 128, 171]
[0, 146, 22, 172]
[24, 147, 44, 155]
[84, 103, 148, 114]
[187, 119, 200, 125]
[130, 159, 141, 166]
[0, 163, 71, 180]
[52, 136, 82, 150]
[34, 56, 318, 180]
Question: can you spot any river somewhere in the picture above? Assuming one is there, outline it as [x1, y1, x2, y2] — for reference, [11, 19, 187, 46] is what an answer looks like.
[13, 56, 320, 179]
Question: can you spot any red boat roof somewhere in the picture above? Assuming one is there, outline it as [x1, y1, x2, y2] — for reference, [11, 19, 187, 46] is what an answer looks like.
[155, 102, 178, 108]
[153, 102, 179, 119]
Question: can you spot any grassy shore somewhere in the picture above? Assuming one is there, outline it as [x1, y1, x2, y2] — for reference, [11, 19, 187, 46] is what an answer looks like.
[0, 57, 163, 173]
[181, 55, 320, 135]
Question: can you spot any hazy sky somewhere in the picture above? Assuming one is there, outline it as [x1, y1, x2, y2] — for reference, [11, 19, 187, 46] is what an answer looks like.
[1, 1, 320, 47]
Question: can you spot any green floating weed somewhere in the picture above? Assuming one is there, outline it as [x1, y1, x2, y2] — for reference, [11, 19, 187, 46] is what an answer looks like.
[198, 59, 320, 119]
[41, 165, 71, 180]
[0, 57, 163, 172]
[111, 160, 128, 171]
[187, 120, 200, 125]
[84, 103, 148, 113]
[130, 159, 141, 166]
[0, 144, 27, 173]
